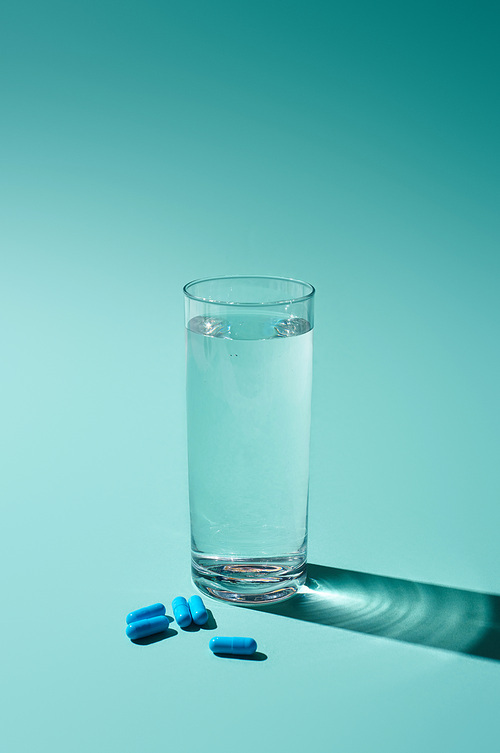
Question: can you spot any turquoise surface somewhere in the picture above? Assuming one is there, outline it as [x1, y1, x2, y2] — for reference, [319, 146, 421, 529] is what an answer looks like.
[2, 2, 499, 752]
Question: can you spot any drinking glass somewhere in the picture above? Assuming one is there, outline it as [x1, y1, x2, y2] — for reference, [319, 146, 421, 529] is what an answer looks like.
[184, 275, 315, 603]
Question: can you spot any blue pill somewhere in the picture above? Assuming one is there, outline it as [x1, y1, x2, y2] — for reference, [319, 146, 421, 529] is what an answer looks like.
[188, 595, 208, 626]
[126, 615, 170, 640]
[126, 603, 166, 625]
[209, 637, 257, 656]
[172, 596, 192, 628]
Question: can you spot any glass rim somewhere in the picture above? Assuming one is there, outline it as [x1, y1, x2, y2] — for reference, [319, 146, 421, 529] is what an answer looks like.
[183, 275, 315, 307]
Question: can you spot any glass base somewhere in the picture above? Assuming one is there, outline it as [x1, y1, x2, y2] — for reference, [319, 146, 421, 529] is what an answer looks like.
[191, 554, 306, 604]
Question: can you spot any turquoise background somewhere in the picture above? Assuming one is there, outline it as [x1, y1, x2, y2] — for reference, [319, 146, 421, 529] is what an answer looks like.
[2, 1, 499, 751]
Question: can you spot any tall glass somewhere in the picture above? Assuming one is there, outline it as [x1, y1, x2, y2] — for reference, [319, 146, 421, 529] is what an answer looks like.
[184, 276, 315, 604]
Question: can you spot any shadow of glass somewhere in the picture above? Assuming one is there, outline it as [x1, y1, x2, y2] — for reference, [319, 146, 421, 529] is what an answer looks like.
[256, 564, 500, 662]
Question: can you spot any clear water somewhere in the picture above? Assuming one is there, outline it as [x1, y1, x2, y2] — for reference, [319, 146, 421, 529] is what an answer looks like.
[186, 312, 313, 603]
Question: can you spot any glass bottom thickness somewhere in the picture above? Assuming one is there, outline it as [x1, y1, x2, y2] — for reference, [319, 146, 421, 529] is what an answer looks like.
[192, 553, 306, 604]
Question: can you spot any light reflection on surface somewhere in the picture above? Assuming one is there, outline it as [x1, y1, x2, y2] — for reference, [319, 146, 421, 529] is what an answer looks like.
[257, 564, 500, 661]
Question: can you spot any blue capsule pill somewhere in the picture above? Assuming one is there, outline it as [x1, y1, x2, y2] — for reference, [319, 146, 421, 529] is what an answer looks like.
[126, 603, 166, 625]
[188, 595, 208, 626]
[172, 596, 192, 628]
[209, 637, 257, 656]
[126, 615, 170, 640]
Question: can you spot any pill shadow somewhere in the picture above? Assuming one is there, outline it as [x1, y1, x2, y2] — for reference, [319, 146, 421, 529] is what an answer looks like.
[180, 609, 218, 632]
[131, 628, 178, 646]
[212, 651, 268, 662]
